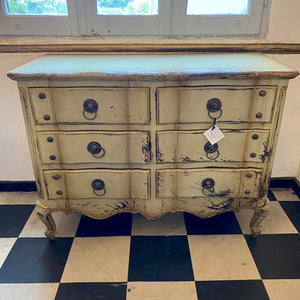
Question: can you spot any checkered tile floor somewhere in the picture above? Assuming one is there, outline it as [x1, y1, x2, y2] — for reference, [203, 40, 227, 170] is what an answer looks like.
[0, 188, 299, 300]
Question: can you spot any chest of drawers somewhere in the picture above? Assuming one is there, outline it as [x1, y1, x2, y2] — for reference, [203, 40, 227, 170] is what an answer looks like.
[8, 53, 298, 239]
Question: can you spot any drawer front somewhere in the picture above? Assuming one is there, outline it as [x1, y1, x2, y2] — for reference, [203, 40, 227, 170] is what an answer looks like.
[156, 168, 263, 199]
[29, 87, 150, 124]
[157, 86, 276, 124]
[37, 131, 150, 164]
[157, 130, 269, 163]
[44, 169, 150, 200]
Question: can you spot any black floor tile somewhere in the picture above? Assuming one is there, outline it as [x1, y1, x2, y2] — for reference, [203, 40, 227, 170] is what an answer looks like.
[128, 236, 194, 281]
[0, 237, 73, 283]
[245, 234, 300, 279]
[195, 280, 269, 300]
[184, 211, 242, 235]
[280, 201, 300, 232]
[76, 213, 132, 237]
[55, 283, 127, 300]
[0, 205, 35, 237]
[267, 189, 277, 201]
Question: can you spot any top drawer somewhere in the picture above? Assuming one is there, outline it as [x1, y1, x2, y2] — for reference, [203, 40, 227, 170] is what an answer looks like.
[29, 87, 150, 125]
[157, 86, 277, 124]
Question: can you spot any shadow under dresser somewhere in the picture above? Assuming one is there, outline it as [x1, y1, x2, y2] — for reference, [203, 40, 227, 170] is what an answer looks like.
[8, 53, 298, 239]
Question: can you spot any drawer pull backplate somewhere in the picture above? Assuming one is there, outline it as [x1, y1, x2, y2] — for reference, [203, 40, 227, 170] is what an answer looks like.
[87, 141, 105, 158]
[204, 142, 220, 160]
[83, 99, 98, 120]
[202, 178, 215, 196]
[91, 179, 106, 196]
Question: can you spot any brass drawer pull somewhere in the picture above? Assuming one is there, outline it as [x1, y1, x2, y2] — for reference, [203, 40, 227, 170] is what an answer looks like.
[92, 179, 106, 196]
[87, 141, 105, 158]
[207, 98, 223, 119]
[204, 142, 220, 160]
[83, 99, 98, 120]
[202, 178, 215, 196]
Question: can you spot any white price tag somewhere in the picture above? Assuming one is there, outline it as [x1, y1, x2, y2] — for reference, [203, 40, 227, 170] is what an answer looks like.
[203, 126, 225, 145]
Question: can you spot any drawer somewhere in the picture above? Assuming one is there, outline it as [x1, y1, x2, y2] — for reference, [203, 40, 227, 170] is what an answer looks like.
[44, 169, 150, 200]
[156, 168, 263, 199]
[157, 86, 277, 124]
[29, 87, 150, 124]
[37, 131, 150, 164]
[157, 130, 269, 163]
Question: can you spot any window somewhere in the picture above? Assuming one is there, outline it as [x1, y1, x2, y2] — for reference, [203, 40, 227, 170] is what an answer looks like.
[0, 0, 271, 36]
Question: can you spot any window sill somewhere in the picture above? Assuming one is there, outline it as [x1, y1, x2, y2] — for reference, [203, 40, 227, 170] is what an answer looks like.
[1, 36, 300, 54]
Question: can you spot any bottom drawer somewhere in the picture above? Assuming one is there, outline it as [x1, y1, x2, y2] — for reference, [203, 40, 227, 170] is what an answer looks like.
[44, 169, 150, 200]
[156, 168, 263, 199]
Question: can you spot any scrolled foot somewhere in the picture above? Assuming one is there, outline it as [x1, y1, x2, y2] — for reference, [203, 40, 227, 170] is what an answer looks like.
[250, 197, 269, 238]
[35, 200, 56, 240]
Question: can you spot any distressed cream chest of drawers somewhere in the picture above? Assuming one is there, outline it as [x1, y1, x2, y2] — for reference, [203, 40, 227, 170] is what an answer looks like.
[8, 53, 298, 239]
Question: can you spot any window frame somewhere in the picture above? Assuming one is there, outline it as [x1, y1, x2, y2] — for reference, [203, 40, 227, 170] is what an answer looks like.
[0, 0, 79, 36]
[171, 0, 271, 36]
[0, 0, 272, 37]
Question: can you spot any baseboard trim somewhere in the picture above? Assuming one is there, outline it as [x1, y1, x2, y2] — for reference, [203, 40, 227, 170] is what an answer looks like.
[1, 178, 299, 198]
[269, 177, 300, 198]
[0, 181, 37, 192]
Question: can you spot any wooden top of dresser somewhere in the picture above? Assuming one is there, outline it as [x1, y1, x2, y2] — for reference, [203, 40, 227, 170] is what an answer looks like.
[8, 53, 298, 81]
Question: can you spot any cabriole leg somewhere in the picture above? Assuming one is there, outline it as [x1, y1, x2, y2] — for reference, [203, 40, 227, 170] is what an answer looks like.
[250, 196, 269, 238]
[35, 200, 56, 240]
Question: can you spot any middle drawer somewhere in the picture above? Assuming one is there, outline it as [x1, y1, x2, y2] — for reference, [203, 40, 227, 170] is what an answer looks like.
[37, 131, 151, 164]
[157, 129, 269, 163]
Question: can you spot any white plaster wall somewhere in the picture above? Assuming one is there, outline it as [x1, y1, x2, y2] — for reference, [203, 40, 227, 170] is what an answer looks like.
[0, 0, 300, 181]
[267, 0, 300, 42]
[266, 0, 300, 180]
[269, 54, 300, 179]
[0, 54, 42, 180]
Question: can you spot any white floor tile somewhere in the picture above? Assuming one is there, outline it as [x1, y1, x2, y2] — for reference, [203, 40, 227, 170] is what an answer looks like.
[271, 188, 300, 201]
[19, 211, 81, 238]
[0, 192, 37, 205]
[0, 283, 58, 300]
[188, 235, 261, 281]
[61, 236, 130, 283]
[126, 282, 198, 300]
[263, 279, 300, 300]
[235, 201, 298, 234]
[0, 238, 16, 268]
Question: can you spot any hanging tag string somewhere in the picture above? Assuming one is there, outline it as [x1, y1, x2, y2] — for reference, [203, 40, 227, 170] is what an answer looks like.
[212, 118, 217, 130]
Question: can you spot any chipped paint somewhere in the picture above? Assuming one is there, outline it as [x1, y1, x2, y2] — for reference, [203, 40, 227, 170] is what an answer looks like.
[206, 198, 234, 210]
[142, 136, 151, 163]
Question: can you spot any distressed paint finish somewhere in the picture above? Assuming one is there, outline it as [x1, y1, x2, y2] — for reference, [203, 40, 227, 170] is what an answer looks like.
[35, 200, 56, 240]
[8, 54, 298, 239]
[37, 131, 151, 164]
[44, 169, 150, 200]
[3, 42, 300, 55]
[157, 86, 277, 124]
[29, 87, 150, 125]
[157, 129, 269, 163]
[156, 168, 263, 199]
[7, 54, 298, 80]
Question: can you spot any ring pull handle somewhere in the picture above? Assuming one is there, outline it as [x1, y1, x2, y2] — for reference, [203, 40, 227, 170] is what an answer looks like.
[87, 141, 105, 158]
[207, 98, 223, 120]
[204, 142, 220, 160]
[83, 99, 98, 120]
[202, 178, 215, 196]
[92, 179, 106, 196]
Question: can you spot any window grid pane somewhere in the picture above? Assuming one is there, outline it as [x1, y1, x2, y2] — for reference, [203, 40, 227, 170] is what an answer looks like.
[187, 0, 249, 16]
[5, 0, 68, 16]
[97, 0, 158, 16]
